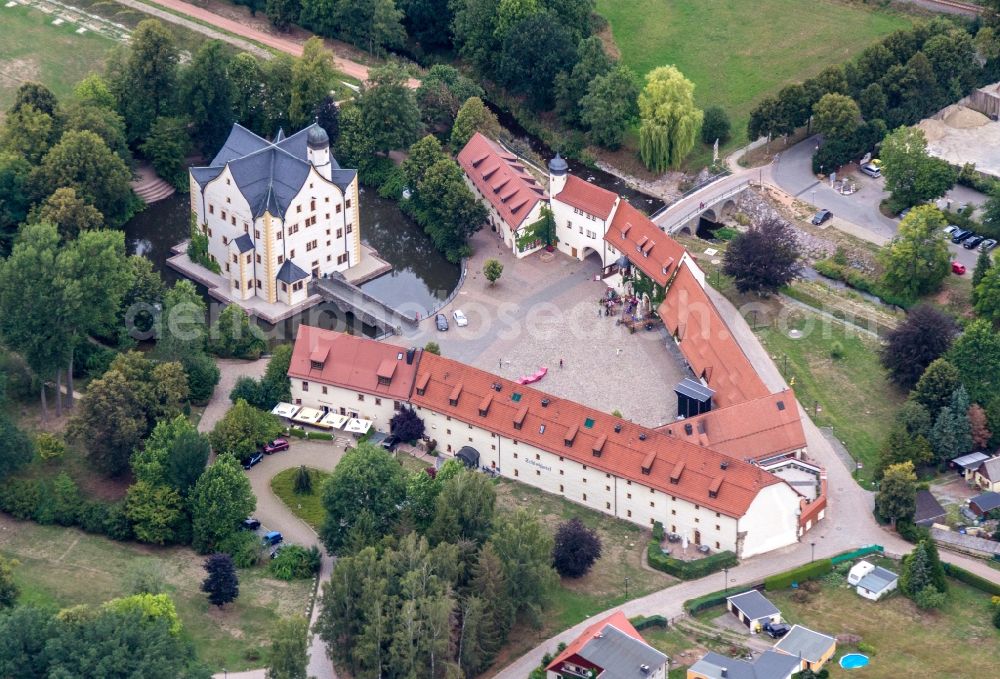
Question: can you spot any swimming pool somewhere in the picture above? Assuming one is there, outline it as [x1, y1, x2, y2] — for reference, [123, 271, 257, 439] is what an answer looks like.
[840, 653, 870, 669]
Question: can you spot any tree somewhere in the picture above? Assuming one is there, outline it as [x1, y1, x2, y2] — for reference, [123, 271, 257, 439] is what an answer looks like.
[580, 65, 640, 150]
[0, 152, 32, 253]
[875, 461, 917, 526]
[858, 82, 888, 121]
[878, 205, 950, 301]
[451, 0, 502, 74]
[424, 341, 441, 355]
[158, 280, 219, 403]
[266, 617, 309, 679]
[948, 318, 1000, 406]
[125, 480, 188, 544]
[775, 84, 811, 135]
[1, 104, 57, 163]
[880, 127, 956, 210]
[31, 188, 103, 240]
[450, 96, 501, 150]
[320, 441, 407, 553]
[108, 19, 179, 143]
[290, 37, 335, 129]
[880, 304, 957, 389]
[900, 539, 946, 596]
[201, 553, 240, 607]
[913, 358, 962, 414]
[428, 470, 496, 545]
[553, 36, 613, 126]
[417, 65, 484, 131]
[181, 40, 235, 154]
[293, 465, 313, 495]
[551, 518, 602, 578]
[517, 204, 557, 251]
[266, 0, 300, 30]
[497, 12, 577, 111]
[415, 158, 486, 261]
[722, 217, 801, 295]
[313, 95, 340, 145]
[209, 305, 266, 359]
[812, 93, 860, 141]
[190, 453, 256, 553]
[930, 406, 971, 463]
[0, 556, 19, 609]
[209, 399, 283, 460]
[33, 130, 135, 226]
[74, 73, 117, 110]
[400, 0, 454, 51]
[390, 406, 425, 441]
[969, 403, 992, 449]
[8, 82, 58, 118]
[973, 248, 993, 305]
[483, 258, 503, 285]
[360, 64, 422, 153]
[141, 116, 191, 190]
[701, 105, 731, 145]
[468, 542, 514, 656]
[638, 66, 703, 172]
[490, 509, 557, 625]
[877, 422, 932, 477]
[973, 261, 1000, 325]
[133, 414, 210, 496]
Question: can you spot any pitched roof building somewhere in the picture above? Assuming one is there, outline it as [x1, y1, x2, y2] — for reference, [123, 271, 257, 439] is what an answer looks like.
[688, 650, 801, 679]
[604, 200, 687, 287]
[545, 612, 668, 679]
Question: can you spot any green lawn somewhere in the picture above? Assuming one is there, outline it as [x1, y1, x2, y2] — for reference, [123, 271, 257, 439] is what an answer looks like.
[756, 307, 905, 486]
[0, 517, 313, 671]
[270, 466, 330, 530]
[767, 572, 1000, 678]
[0, 4, 115, 113]
[597, 0, 912, 148]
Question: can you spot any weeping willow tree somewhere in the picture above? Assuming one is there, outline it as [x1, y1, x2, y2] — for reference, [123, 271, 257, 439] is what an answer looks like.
[638, 66, 703, 172]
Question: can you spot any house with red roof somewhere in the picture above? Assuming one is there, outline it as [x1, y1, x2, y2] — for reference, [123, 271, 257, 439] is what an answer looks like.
[456, 132, 548, 258]
[548, 154, 622, 265]
[545, 611, 668, 679]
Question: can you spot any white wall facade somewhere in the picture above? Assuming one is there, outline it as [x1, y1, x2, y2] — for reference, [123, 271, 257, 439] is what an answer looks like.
[737, 483, 802, 558]
[551, 195, 616, 266]
[462, 174, 543, 258]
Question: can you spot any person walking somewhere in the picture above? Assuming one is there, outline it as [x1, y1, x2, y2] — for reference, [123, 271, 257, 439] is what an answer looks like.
[559, 358, 564, 369]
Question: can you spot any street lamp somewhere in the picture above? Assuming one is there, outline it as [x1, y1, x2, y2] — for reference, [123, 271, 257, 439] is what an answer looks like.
[810, 542, 816, 563]
[723, 566, 729, 594]
[625, 576, 630, 599]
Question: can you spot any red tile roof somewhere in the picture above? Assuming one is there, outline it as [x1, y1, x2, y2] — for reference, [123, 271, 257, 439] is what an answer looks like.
[657, 390, 806, 461]
[604, 201, 686, 286]
[658, 264, 769, 408]
[288, 326, 419, 401]
[410, 351, 781, 518]
[457, 132, 547, 230]
[555, 174, 618, 220]
[545, 612, 645, 674]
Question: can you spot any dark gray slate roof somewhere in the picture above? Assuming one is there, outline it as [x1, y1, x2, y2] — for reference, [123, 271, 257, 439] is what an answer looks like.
[688, 650, 800, 679]
[914, 490, 947, 526]
[575, 624, 667, 679]
[971, 491, 1000, 514]
[276, 259, 309, 283]
[191, 123, 353, 219]
[727, 590, 780, 621]
[857, 565, 898, 593]
[231, 234, 254, 253]
[773, 625, 835, 664]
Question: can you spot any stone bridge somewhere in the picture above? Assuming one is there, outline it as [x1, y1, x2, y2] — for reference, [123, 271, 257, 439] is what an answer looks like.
[653, 177, 754, 235]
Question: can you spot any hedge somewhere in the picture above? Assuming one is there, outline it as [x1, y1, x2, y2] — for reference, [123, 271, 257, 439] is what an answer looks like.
[287, 427, 307, 439]
[764, 558, 833, 591]
[684, 588, 735, 615]
[306, 431, 333, 441]
[646, 541, 738, 580]
[942, 562, 1000, 597]
[630, 615, 668, 631]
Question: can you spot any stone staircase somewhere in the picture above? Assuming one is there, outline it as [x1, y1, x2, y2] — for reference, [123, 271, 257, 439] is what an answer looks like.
[131, 164, 176, 204]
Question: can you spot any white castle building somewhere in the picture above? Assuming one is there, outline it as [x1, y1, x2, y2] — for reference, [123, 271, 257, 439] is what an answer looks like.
[189, 123, 361, 307]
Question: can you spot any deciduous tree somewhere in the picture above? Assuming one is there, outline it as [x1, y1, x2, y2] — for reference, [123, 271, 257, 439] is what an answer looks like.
[31, 188, 103, 239]
[638, 66, 703, 172]
[266, 0, 301, 30]
[553, 36, 613, 126]
[948, 318, 1000, 406]
[209, 304, 266, 359]
[497, 12, 577, 111]
[489, 509, 557, 625]
[360, 64, 422, 152]
[552, 518, 602, 578]
[266, 617, 309, 679]
[390, 406, 425, 441]
[2, 104, 57, 163]
[878, 205, 950, 301]
[190, 453, 256, 553]
[289, 37, 335, 129]
[201, 553, 240, 606]
[875, 461, 917, 526]
[913, 357, 962, 414]
[417, 65, 484, 131]
[428, 470, 496, 546]
[450, 96, 501, 150]
[141, 116, 191, 190]
[880, 127, 956, 210]
[812, 93, 860, 141]
[580, 65, 640, 150]
[483, 258, 503, 285]
[108, 19, 179, 143]
[969, 403, 992, 449]
[208, 399, 282, 460]
[125, 480, 188, 544]
[700, 105, 731, 145]
[880, 304, 957, 389]
[722, 217, 801, 295]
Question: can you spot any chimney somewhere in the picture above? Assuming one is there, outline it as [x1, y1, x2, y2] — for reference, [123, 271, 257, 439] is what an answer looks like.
[541, 398, 550, 407]
[406, 348, 416, 364]
[614, 423, 622, 433]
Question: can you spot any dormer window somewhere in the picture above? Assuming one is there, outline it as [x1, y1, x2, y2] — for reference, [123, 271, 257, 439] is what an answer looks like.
[449, 383, 463, 407]
[310, 361, 324, 371]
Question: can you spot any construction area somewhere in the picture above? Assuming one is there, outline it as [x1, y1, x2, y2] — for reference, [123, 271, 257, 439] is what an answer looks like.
[918, 90, 1000, 177]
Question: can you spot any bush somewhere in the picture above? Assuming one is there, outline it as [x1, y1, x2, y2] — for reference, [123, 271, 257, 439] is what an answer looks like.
[942, 562, 1000, 597]
[829, 341, 845, 359]
[552, 518, 602, 578]
[102, 501, 134, 541]
[74, 341, 117, 378]
[701, 106, 731, 144]
[306, 431, 333, 441]
[913, 585, 947, 609]
[219, 530, 262, 569]
[359, 156, 396, 188]
[857, 641, 877, 655]
[764, 559, 833, 591]
[269, 545, 321, 580]
[685, 588, 738, 615]
[715, 226, 739, 241]
[293, 465, 313, 495]
[896, 520, 929, 543]
[0, 479, 40, 519]
[652, 520, 665, 542]
[77, 501, 111, 534]
[646, 542, 738, 579]
[791, 589, 812, 604]
[287, 427, 307, 439]
[630, 615, 668, 631]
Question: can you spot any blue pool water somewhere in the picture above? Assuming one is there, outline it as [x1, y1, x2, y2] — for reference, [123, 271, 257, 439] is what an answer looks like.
[840, 653, 870, 669]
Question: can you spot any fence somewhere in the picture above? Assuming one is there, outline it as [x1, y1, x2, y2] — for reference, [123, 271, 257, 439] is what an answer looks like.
[831, 544, 884, 565]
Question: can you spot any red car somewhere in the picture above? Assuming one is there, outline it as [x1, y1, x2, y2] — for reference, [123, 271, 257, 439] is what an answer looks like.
[262, 438, 290, 454]
[952, 261, 966, 275]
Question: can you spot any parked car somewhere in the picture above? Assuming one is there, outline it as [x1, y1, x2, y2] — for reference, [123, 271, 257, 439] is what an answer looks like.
[242, 517, 261, 531]
[951, 229, 974, 244]
[381, 434, 401, 452]
[435, 313, 449, 331]
[453, 309, 468, 327]
[242, 452, 263, 470]
[262, 438, 290, 454]
[943, 225, 959, 236]
[980, 238, 998, 252]
[964, 234, 985, 249]
[263, 531, 283, 546]
[811, 209, 832, 225]
[763, 621, 792, 639]
[952, 261, 967, 275]
[898, 207, 911, 220]
[860, 163, 881, 178]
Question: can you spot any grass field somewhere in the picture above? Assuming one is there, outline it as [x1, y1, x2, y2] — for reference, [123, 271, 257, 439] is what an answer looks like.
[0, 516, 313, 671]
[270, 466, 330, 530]
[597, 0, 912, 149]
[0, 4, 115, 113]
[767, 572, 1000, 678]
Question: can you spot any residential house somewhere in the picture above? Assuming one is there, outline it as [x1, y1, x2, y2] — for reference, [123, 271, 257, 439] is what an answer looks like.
[772, 625, 836, 672]
[970, 491, 1000, 518]
[545, 611, 668, 679]
[189, 123, 361, 307]
[687, 650, 801, 679]
[726, 590, 781, 633]
[847, 560, 899, 601]
[914, 489, 947, 527]
[951, 452, 990, 482]
[972, 456, 1000, 492]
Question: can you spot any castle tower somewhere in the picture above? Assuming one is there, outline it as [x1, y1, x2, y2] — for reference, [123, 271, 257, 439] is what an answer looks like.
[306, 123, 332, 181]
[548, 152, 568, 197]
